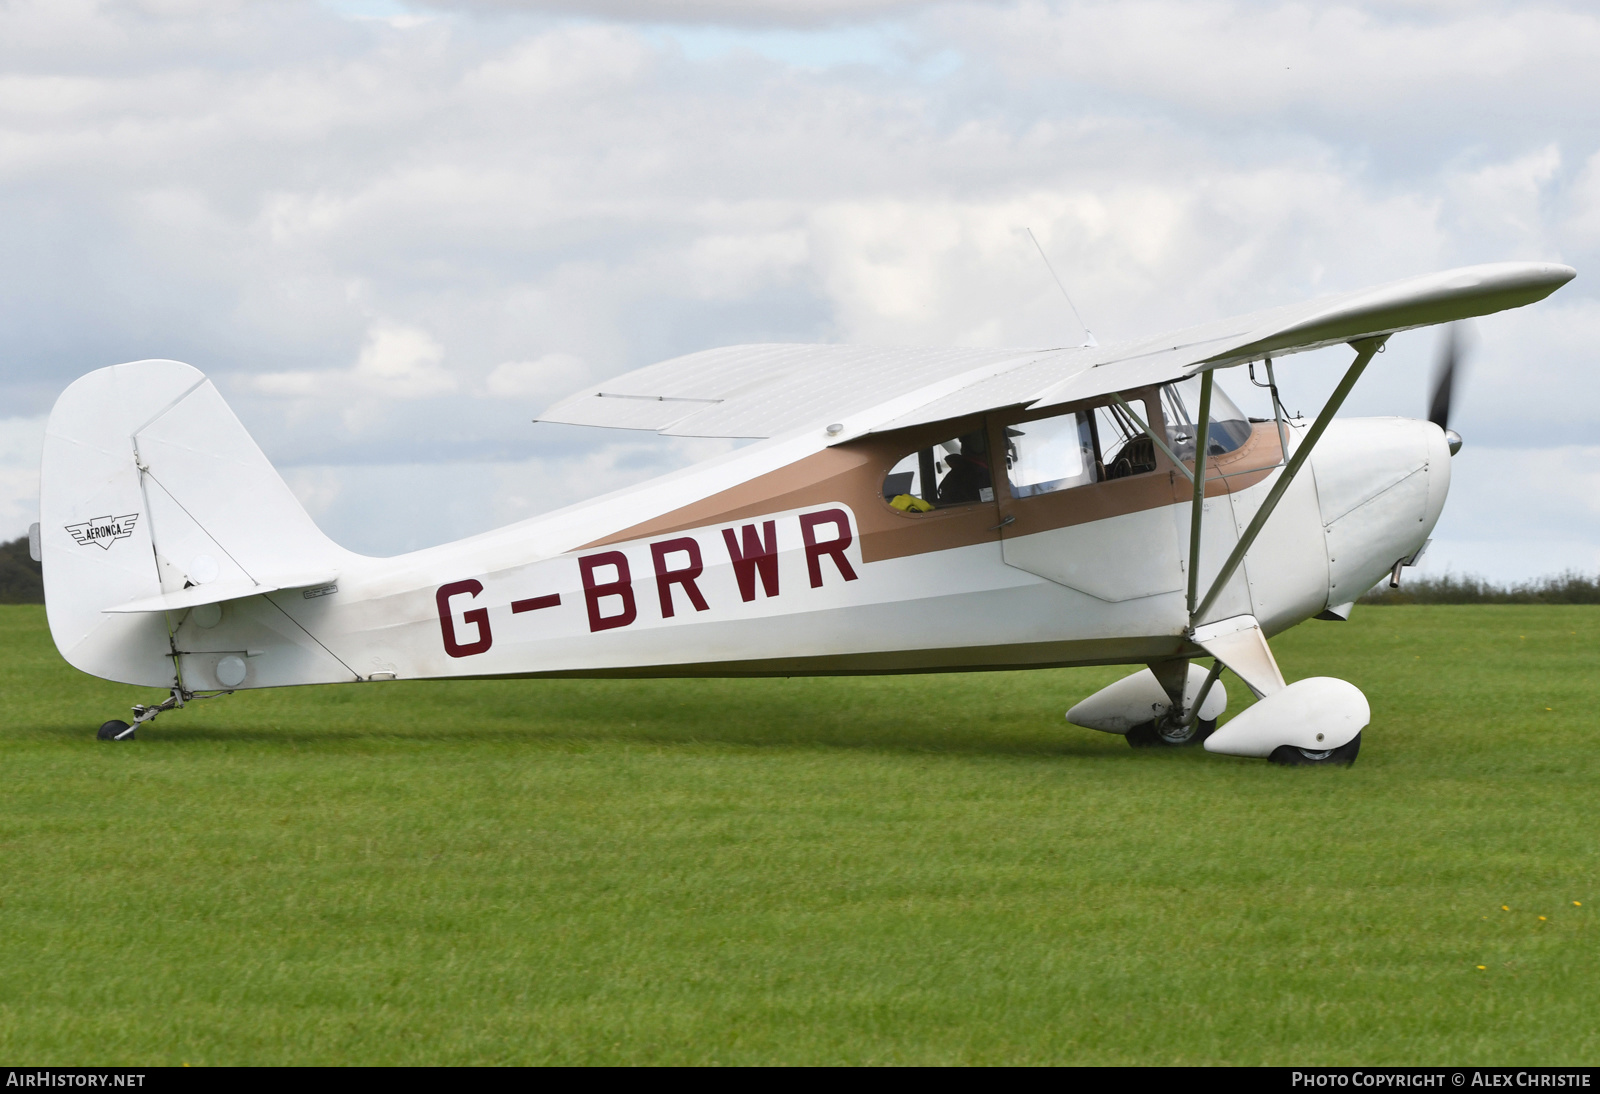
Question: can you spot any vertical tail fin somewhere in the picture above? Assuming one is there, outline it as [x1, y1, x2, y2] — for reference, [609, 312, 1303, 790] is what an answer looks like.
[41, 360, 354, 687]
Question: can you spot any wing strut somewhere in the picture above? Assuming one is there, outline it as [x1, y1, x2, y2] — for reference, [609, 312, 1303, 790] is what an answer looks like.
[1186, 373, 1214, 617]
[1188, 336, 1385, 629]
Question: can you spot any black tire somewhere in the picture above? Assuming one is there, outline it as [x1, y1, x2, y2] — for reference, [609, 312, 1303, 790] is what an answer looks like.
[1126, 717, 1217, 749]
[1269, 732, 1361, 767]
[97, 719, 133, 741]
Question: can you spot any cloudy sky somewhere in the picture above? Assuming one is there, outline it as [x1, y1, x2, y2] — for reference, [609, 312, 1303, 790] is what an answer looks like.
[2, 0, 1597, 580]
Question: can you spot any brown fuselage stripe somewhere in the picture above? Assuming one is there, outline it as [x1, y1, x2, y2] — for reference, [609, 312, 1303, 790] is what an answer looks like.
[584, 393, 1285, 565]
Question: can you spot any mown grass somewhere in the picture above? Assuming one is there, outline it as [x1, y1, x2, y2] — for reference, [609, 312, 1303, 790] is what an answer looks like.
[0, 603, 1595, 1065]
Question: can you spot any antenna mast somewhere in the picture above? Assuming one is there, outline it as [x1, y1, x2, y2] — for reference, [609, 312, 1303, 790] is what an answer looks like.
[1026, 227, 1097, 348]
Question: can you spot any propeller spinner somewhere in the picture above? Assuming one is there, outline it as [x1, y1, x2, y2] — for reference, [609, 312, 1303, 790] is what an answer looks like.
[1428, 324, 1465, 456]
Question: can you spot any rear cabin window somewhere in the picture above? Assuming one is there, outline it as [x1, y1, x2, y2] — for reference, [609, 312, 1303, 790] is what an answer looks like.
[882, 428, 994, 512]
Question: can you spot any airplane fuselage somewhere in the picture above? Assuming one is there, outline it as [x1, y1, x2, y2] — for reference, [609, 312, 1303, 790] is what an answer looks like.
[122, 409, 1447, 693]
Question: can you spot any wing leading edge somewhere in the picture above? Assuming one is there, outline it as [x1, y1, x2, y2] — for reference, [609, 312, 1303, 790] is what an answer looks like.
[537, 261, 1575, 440]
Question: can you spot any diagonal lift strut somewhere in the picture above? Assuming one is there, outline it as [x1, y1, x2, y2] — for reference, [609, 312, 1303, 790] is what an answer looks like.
[1187, 336, 1386, 629]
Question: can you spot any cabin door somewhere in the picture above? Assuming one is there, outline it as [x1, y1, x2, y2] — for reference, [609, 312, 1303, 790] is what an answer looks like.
[991, 397, 1188, 605]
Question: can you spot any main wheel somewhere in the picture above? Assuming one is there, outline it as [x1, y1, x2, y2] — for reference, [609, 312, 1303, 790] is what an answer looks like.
[97, 719, 133, 741]
[1126, 716, 1217, 748]
[1269, 732, 1360, 766]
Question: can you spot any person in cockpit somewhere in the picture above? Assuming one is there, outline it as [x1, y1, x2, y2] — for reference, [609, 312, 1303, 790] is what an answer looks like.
[937, 429, 992, 505]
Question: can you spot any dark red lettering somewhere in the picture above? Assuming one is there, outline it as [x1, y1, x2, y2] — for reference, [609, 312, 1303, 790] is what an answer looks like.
[511, 593, 561, 613]
[800, 508, 858, 588]
[580, 551, 637, 632]
[437, 579, 492, 657]
[651, 537, 709, 618]
[721, 521, 779, 602]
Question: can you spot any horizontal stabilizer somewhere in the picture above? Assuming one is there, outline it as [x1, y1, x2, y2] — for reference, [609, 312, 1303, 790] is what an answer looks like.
[103, 573, 338, 614]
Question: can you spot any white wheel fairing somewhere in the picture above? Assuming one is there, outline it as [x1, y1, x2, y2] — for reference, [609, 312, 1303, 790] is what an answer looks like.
[1203, 677, 1369, 759]
[1066, 664, 1227, 734]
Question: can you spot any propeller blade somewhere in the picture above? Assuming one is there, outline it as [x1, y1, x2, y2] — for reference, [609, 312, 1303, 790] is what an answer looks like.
[1428, 324, 1457, 431]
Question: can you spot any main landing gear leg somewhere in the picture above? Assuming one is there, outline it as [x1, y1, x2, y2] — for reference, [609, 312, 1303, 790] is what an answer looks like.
[1125, 659, 1219, 748]
[96, 687, 231, 741]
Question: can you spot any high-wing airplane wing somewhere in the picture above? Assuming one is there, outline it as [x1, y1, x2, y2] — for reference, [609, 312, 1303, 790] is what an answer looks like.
[536, 261, 1574, 440]
[537, 343, 1067, 438]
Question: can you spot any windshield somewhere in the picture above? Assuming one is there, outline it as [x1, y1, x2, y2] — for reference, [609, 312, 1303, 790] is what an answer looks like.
[1160, 377, 1252, 461]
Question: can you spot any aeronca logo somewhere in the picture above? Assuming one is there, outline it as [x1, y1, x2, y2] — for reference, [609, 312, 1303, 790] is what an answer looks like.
[65, 514, 139, 550]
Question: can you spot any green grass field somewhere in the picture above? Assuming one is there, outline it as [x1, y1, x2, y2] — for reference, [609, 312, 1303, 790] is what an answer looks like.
[0, 604, 1595, 1065]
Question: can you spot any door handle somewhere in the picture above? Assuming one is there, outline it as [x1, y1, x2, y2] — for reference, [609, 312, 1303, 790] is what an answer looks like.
[991, 514, 1015, 531]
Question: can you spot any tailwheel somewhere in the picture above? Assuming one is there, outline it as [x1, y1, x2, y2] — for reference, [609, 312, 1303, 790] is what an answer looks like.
[97, 719, 134, 741]
[1126, 715, 1217, 749]
[94, 687, 225, 742]
[1269, 732, 1361, 767]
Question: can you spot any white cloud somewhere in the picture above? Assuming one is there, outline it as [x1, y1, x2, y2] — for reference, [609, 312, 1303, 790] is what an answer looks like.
[484, 352, 588, 398]
[1564, 147, 1600, 247]
[413, 0, 939, 27]
[248, 323, 454, 400]
[0, 417, 46, 542]
[1440, 145, 1563, 259]
[1420, 444, 1600, 582]
[937, 1, 1600, 144]
[354, 325, 455, 396]
[677, 228, 810, 300]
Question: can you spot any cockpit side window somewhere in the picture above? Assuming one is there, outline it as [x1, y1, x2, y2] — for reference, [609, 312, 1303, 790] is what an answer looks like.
[994, 394, 1162, 501]
[1005, 411, 1096, 497]
[1091, 402, 1160, 480]
[882, 391, 1175, 514]
[1160, 377, 1252, 460]
[881, 427, 994, 512]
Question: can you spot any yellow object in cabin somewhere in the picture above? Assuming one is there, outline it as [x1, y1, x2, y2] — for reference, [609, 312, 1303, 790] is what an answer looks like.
[890, 494, 935, 513]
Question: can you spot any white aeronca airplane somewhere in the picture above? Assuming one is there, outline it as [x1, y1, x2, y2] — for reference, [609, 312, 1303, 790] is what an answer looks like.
[35, 260, 1575, 763]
